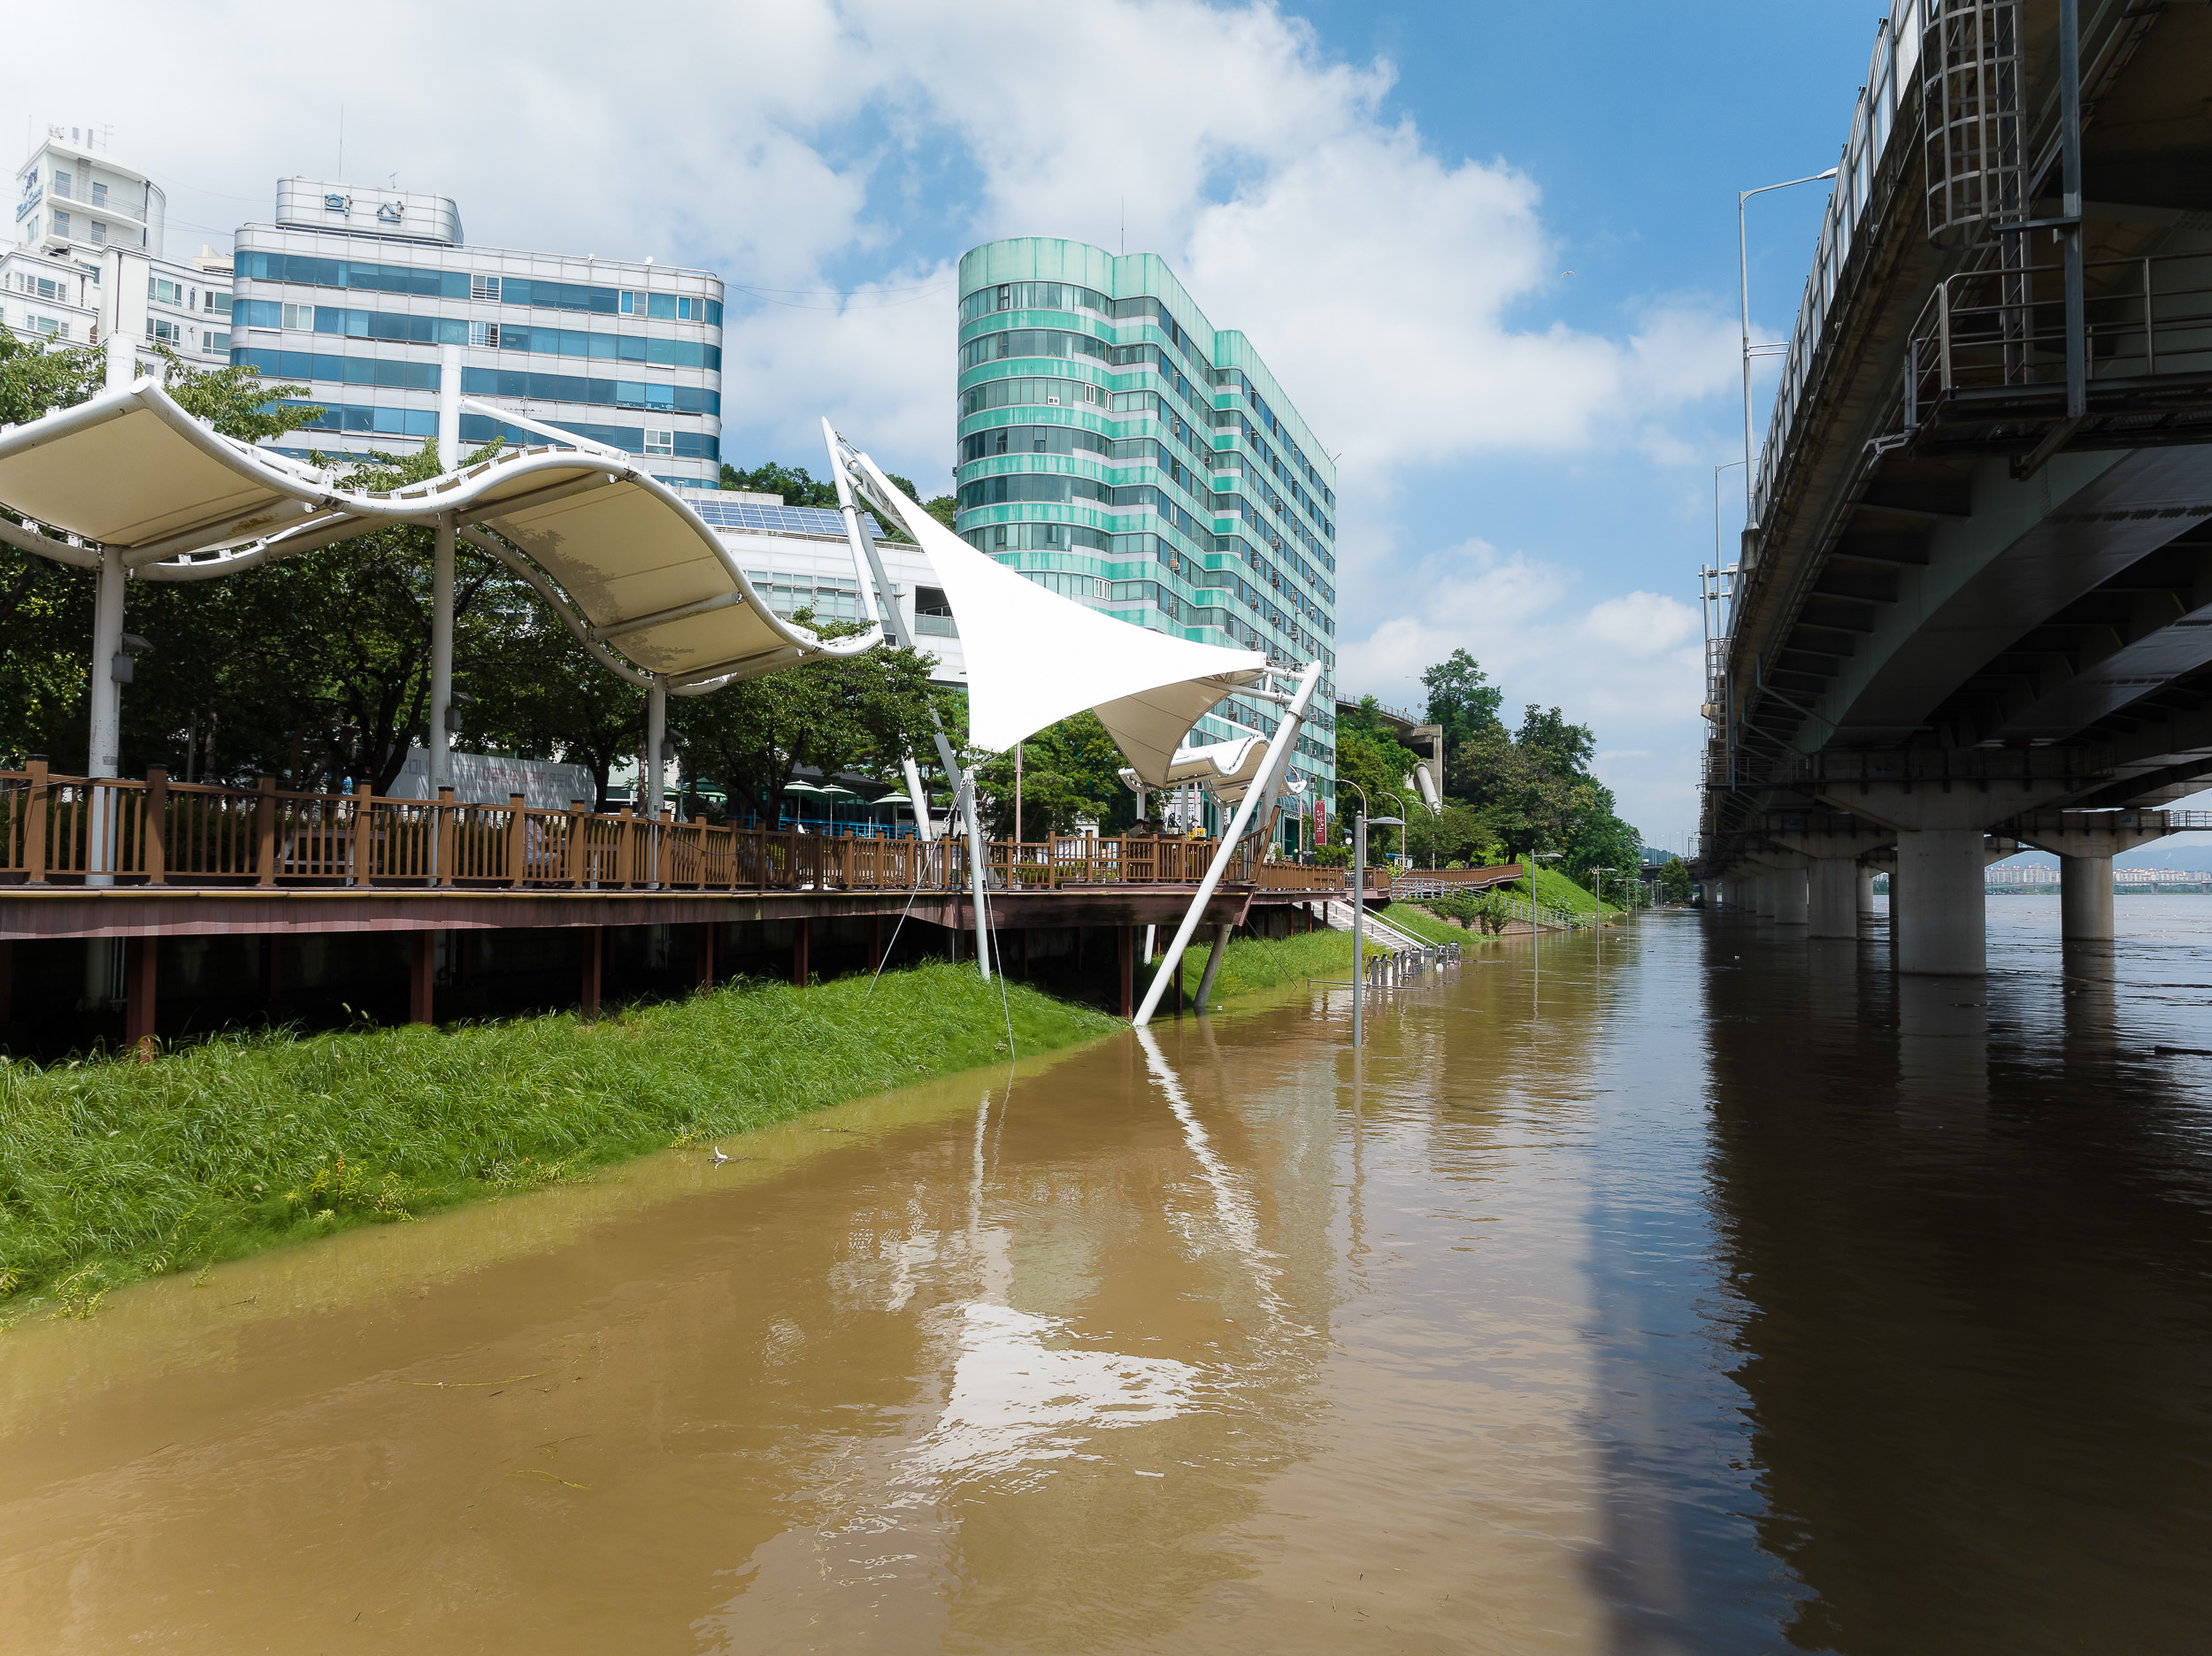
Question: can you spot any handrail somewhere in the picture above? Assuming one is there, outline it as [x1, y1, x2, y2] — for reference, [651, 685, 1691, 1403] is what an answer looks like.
[0, 763, 1277, 895]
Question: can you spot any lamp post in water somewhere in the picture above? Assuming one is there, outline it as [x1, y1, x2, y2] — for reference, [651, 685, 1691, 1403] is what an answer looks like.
[1340, 780, 1403, 1050]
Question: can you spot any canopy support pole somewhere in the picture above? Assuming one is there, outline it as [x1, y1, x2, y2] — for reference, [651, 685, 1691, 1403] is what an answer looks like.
[429, 512, 455, 796]
[430, 346, 462, 808]
[961, 769, 991, 982]
[824, 418, 956, 841]
[1133, 660, 1322, 1027]
[84, 327, 135, 887]
[644, 677, 667, 817]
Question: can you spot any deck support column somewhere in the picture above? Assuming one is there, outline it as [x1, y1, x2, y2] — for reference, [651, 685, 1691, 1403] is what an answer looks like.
[124, 935, 157, 1060]
[1893, 829, 1986, 976]
[868, 915, 883, 976]
[262, 934, 283, 1001]
[2060, 855, 2116, 948]
[793, 917, 810, 987]
[695, 923, 716, 990]
[1808, 857, 1856, 938]
[409, 932, 435, 1025]
[1195, 924, 1229, 1010]
[580, 926, 603, 1022]
[1118, 924, 1133, 1018]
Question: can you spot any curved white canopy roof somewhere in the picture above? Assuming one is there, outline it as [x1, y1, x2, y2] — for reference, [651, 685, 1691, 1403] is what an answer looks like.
[846, 450, 1267, 781]
[1133, 735, 1277, 807]
[0, 377, 878, 684]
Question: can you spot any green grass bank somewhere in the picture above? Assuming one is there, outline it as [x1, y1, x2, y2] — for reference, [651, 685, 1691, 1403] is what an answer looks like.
[0, 964, 1115, 1321]
[1168, 925, 1355, 1005]
[1523, 864, 1622, 918]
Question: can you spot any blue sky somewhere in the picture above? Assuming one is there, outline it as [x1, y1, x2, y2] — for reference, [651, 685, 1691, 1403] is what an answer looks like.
[11, 1, 1894, 848]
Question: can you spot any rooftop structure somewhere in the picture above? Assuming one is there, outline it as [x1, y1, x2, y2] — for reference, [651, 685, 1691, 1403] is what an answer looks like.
[230, 179, 724, 490]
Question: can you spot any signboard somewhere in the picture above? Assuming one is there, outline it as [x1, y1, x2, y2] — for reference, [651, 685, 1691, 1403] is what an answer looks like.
[387, 746, 596, 810]
[1313, 795, 1327, 848]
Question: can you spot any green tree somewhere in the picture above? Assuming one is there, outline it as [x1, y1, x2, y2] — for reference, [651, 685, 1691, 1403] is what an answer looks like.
[973, 710, 1134, 838]
[718, 460, 839, 506]
[668, 621, 943, 826]
[1659, 857, 1693, 904]
[1420, 648, 1503, 750]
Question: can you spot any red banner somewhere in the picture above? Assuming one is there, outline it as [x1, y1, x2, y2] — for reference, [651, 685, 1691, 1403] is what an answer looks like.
[1313, 795, 1328, 848]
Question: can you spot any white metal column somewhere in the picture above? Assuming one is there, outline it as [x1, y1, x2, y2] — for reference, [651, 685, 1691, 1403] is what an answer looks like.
[644, 678, 667, 817]
[1133, 660, 1323, 1026]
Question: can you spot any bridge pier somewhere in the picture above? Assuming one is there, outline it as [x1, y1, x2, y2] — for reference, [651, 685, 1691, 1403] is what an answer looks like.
[1809, 857, 1858, 939]
[2015, 812, 2177, 954]
[2060, 855, 2115, 947]
[1893, 829, 1987, 977]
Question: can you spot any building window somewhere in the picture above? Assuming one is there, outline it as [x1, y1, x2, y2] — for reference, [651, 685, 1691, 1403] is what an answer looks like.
[282, 303, 311, 330]
[468, 320, 498, 348]
[149, 276, 187, 306]
[27, 314, 66, 339]
[643, 428, 674, 456]
[90, 181, 106, 208]
[52, 172, 71, 200]
[89, 221, 105, 247]
[50, 210, 69, 238]
[204, 330, 229, 353]
[618, 290, 637, 315]
[471, 274, 500, 302]
[148, 317, 182, 345]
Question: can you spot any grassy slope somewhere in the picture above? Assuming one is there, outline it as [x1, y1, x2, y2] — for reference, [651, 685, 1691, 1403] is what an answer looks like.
[0, 965, 1113, 1318]
[1378, 903, 1478, 947]
[1525, 865, 1622, 918]
[1165, 926, 1355, 1006]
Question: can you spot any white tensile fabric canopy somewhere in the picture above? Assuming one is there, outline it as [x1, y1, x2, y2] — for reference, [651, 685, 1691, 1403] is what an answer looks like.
[849, 452, 1267, 783]
[1127, 735, 1277, 808]
[0, 377, 877, 684]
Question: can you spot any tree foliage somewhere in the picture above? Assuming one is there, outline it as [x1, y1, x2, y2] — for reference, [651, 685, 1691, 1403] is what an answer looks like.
[669, 620, 946, 826]
[1420, 647, 1503, 748]
[974, 710, 1134, 839]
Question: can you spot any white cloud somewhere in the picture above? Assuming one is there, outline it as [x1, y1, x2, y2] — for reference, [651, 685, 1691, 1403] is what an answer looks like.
[1339, 542, 1706, 841]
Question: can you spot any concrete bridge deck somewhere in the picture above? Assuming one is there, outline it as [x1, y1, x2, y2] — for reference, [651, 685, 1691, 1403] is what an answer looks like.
[1701, 0, 2212, 972]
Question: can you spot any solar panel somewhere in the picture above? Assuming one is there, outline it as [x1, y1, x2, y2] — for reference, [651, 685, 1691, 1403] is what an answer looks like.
[683, 499, 880, 539]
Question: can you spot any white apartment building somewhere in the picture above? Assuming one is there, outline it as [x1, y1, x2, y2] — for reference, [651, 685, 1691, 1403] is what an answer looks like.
[10, 127, 231, 365]
[14, 126, 162, 263]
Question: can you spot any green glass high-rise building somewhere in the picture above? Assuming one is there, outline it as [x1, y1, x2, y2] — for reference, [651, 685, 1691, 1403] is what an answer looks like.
[954, 237, 1338, 840]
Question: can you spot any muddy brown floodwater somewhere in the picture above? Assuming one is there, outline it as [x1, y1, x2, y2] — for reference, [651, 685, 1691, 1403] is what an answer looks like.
[6, 903, 2212, 1653]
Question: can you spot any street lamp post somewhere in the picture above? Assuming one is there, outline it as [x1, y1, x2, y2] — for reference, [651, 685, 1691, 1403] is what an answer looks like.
[1740, 167, 1839, 524]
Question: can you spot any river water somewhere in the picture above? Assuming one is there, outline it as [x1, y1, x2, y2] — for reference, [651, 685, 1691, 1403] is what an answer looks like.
[5, 901, 2212, 1653]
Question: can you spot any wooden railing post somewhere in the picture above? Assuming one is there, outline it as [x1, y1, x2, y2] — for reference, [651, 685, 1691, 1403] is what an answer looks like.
[143, 765, 168, 884]
[569, 800, 588, 888]
[434, 786, 456, 887]
[25, 757, 50, 885]
[350, 780, 373, 885]
[616, 808, 635, 888]
[657, 809, 673, 890]
[506, 795, 527, 887]
[254, 775, 279, 886]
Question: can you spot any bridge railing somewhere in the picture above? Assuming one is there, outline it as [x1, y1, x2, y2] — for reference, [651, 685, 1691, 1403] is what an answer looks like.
[1902, 249, 2212, 421]
[0, 763, 1279, 895]
[1750, 0, 1927, 526]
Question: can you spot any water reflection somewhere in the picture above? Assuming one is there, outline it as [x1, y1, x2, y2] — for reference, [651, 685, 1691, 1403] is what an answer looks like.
[1707, 899, 2212, 1654]
[6, 905, 2212, 1651]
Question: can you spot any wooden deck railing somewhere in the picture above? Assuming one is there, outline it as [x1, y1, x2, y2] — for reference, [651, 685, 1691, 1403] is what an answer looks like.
[0, 763, 1348, 895]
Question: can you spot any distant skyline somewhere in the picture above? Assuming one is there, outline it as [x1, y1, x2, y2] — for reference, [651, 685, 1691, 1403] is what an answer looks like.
[5, 4, 1920, 845]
